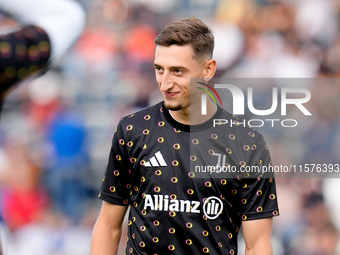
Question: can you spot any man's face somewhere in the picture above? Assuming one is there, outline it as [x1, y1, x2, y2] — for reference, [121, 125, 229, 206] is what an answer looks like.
[154, 44, 206, 112]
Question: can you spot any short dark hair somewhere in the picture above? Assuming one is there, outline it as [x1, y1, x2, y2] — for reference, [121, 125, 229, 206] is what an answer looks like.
[154, 17, 214, 61]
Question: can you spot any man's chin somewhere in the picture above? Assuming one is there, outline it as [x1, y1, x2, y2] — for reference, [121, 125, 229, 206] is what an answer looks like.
[164, 102, 183, 111]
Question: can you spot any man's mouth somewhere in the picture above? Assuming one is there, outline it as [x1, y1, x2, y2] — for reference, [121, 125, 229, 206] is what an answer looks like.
[163, 91, 179, 98]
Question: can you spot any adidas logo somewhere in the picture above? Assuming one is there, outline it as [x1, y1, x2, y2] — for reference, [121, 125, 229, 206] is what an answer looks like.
[144, 151, 167, 167]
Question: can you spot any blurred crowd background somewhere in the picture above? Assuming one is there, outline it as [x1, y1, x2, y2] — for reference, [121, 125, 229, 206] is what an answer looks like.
[0, 0, 340, 254]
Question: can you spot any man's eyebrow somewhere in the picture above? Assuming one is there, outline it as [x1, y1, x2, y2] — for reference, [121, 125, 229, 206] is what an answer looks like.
[170, 65, 188, 70]
[153, 63, 188, 70]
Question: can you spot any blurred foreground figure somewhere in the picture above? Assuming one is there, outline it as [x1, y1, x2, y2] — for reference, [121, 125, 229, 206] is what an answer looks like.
[0, 0, 86, 253]
[0, 0, 86, 101]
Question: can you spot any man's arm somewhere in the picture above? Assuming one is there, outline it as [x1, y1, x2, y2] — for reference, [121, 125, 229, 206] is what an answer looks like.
[91, 201, 128, 255]
[242, 217, 273, 255]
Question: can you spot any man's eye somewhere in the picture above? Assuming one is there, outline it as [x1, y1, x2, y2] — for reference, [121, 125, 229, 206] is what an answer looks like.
[174, 69, 182, 74]
[155, 67, 163, 73]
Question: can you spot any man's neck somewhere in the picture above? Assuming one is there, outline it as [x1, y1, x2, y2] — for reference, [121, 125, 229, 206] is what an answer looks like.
[169, 100, 217, 125]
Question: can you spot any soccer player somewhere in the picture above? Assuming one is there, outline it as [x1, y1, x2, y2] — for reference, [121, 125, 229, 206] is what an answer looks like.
[0, 0, 86, 101]
[91, 17, 279, 255]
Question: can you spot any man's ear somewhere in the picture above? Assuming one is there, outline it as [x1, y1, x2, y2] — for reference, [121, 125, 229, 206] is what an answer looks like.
[203, 59, 217, 82]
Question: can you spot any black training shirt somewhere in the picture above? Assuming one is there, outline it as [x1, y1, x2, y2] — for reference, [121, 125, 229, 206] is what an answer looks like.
[99, 101, 279, 255]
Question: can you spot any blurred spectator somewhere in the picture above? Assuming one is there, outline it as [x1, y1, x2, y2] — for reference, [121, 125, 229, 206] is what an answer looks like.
[44, 106, 89, 223]
[0, 138, 49, 231]
[123, 24, 157, 68]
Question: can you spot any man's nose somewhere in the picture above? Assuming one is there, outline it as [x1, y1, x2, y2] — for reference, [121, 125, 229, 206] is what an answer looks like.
[160, 71, 174, 90]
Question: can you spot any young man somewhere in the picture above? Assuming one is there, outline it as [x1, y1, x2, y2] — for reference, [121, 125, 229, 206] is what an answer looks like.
[91, 17, 279, 255]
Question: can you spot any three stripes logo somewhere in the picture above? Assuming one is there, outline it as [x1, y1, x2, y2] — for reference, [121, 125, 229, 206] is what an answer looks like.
[197, 82, 223, 115]
[144, 151, 168, 167]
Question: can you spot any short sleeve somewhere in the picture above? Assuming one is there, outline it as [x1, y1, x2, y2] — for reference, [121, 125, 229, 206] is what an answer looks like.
[98, 121, 133, 206]
[240, 135, 279, 221]
[0, 25, 51, 96]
